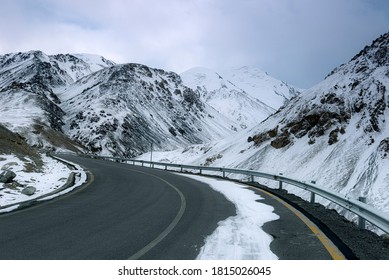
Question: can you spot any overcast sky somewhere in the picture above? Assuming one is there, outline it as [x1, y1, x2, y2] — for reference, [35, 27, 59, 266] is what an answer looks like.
[0, 0, 388, 88]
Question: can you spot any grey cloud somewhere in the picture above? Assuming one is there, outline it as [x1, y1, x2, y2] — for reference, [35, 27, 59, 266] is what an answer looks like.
[0, 0, 388, 88]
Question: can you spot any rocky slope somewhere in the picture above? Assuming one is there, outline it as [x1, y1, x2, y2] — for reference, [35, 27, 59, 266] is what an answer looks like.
[0, 51, 113, 151]
[58, 63, 236, 156]
[0, 123, 42, 169]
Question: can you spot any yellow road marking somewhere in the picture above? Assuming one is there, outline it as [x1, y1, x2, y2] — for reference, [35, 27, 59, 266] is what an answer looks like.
[256, 188, 346, 260]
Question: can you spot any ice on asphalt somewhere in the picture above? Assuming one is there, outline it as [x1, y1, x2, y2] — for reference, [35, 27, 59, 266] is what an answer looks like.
[179, 174, 279, 260]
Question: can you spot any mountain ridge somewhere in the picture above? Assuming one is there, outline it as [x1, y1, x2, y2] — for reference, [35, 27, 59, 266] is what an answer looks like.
[0, 50, 298, 156]
[181, 66, 302, 129]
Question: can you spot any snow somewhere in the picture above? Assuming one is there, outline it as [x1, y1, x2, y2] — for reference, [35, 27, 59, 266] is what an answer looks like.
[181, 67, 279, 129]
[178, 174, 279, 259]
[0, 91, 45, 131]
[37, 155, 87, 201]
[72, 53, 115, 72]
[220, 66, 302, 109]
[0, 154, 86, 212]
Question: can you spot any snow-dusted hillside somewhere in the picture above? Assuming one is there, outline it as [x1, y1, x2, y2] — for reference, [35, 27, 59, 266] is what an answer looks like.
[181, 67, 274, 129]
[138, 33, 389, 226]
[0, 51, 113, 150]
[0, 51, 114, 91]
[221, 66, 301, 109]
[58, 63, 237, 156]
[0, 50, 304, 157]
[50, 53, 115, 82]
[181, 66, 302, 129]
[0, 51, 240, 156]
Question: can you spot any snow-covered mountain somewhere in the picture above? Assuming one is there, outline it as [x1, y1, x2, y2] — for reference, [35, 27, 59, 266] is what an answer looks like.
[0, 50, 304, 156]
[221, 66, 301, 109]
[181, 66, 302, 129]
[0, 51, 113, 150]
[138, 32, 389, 224]
[0, 51, 238, 156]
[0, 51, 114, 90]
[58, 63, 236, 156]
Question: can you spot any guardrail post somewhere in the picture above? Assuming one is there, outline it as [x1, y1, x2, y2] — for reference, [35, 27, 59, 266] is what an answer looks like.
[142, 161, 144, 167]
[132, 161, 135, 165]
[222, 171, 226, 178]
[180, 165, 183, 172]
[250, 175, 254, 183]
[200, 169, 202, 175]
[310, 192, 315, 203]
[278, 173, 284, 189]
[310, 181, 316, 203]
[165, 165, 167, 170]
[358, 197, 367, 230]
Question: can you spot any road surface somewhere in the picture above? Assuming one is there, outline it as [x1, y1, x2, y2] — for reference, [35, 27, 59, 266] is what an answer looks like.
[0, 155, 343, 259]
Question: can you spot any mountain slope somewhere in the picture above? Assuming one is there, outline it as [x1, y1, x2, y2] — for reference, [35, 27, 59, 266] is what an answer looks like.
[58, 63, 237, 156]
[181, 66, 302, 129]
[0, 51, 112, 150]
[139, 32, 389, 225]
[0, 51, 239, 156]
[220, 66, 301, 109]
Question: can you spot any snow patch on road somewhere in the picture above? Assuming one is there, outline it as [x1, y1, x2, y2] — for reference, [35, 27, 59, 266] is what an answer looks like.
[179, 174, 279, 259]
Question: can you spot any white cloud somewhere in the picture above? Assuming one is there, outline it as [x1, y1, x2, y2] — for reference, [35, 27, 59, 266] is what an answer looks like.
[0, 0, 388, 88]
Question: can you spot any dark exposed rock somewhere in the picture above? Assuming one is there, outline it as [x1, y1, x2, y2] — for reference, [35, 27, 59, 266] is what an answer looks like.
[0, 170, 16, 183]
[203, 154, 223, 166]
[267, 126, 278, 138]
[328, 128, 339, 145]
[252, 132, 270, 146]
[320, 93, 345, 106]
[178, 128, 186, 135]
[169, 127, 177, 136]
[270, 136, 291, 149]
[249, 127, 279, 146]
[377, 138, 389, 159]
[4, 181, 24, 189]
[21, 186, 36, 196]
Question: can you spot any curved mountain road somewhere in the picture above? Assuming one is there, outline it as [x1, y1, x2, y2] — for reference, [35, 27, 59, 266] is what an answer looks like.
[0, 155, 343, 259]
[0, 155, 235, 259]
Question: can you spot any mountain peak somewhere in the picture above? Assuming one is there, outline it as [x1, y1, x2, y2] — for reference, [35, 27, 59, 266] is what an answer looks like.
[351, 31, 389, 65]
[326, 31, 389, 79]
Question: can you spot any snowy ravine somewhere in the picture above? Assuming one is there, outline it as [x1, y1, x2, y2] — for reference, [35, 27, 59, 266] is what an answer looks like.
[179, 174, 279, 260]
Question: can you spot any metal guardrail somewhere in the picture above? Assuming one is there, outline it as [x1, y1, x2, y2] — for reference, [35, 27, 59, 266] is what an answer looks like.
[85, 154, 389, 234]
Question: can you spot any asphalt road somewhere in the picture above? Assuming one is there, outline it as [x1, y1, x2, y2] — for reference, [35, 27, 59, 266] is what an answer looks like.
[0, 155, 235, 259]
[0, 155, 344, 259]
